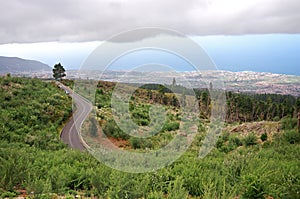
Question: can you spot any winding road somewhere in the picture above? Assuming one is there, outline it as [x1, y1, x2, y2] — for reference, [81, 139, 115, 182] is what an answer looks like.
[59, 83, 92, 151]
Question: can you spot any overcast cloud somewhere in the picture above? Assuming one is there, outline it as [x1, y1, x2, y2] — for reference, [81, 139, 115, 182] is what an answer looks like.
[0, 0, 300, 43]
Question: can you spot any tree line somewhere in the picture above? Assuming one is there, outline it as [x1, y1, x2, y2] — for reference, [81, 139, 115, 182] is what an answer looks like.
[117, 82, 300, 123]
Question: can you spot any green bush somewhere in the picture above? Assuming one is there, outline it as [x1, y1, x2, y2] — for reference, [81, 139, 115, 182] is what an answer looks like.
[216, 138, 224, 149]
[229, 136, 243, 147]
[260, 133, 268, 142]
[96, 94, 110, 109]
[103, 119, 129, 140]
[219, 145, 235, 153]
[130, 137, 143, 149]
[129, 137, 153, 149]
[1, 191, 16, 198]
[216, 134, 242, 153]
[198, 122, 206, 133]
[61, 79, 74, 87]
[284, 130, 300, 144]
[221, 131, 230, 142]
[281, 117, 298, 130]
[162, 121, 180, 131]
[273, 116, 280, 122]
[242, 174, 266, 199]
[130, 104, 151, 126]
[166, 177, 188, 199]
[243, 134, 257, 146]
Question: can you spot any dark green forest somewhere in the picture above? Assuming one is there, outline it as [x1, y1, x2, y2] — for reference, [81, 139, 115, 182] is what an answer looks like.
[0, 77, 300, 199]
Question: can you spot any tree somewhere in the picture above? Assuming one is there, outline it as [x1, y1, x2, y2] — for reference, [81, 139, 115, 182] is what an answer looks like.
[158, 85, 165, 103]
[52, 63, 66, 81]
[172, 77, 176, 87]
[295, 97, 300, 113]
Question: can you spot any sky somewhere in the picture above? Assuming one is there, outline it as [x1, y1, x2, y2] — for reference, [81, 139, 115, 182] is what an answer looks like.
[0, 0, 299, 75]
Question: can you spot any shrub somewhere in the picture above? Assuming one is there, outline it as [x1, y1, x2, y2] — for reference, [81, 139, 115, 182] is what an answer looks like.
[229, 136, 243, 147]
[260, 133, 268, 142]
[130, 137, 143, 149]
[242, 174, 266, 199]
[281, 117, 298, 130]
[167, 177, 188, 199]
[130, 137, 153, 149]
[162, 121, 180, 132]
[243, 134, 257, 146]
[1, 191, 16, 198]
[198, 122, 206, 133]
[219, 145, 235, 153]
[139, 118, 150, 126]
[221, 131, 230, 142]
[103, 119, 129, 140]
[131, 108, 150, 126]
[216, 135, 241, 153]
[216, 138, 224, 149]
[284, 130, 300, 144]
[273, 116, 280, 122]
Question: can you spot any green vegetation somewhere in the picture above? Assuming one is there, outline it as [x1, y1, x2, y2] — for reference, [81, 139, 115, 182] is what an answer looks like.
[284, 129, 300, 144]
[52, 63, 66, 81]
[260, 132, 268, 142]
[281, 117, 298, 130]
[243, 133, 258, 146]
[137, 82, 299, 123]
[0, 75, 71, 150]
[0, 77, 299, 198]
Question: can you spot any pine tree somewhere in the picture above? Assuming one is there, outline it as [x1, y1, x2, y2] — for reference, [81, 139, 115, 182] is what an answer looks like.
[172, 77, 176, 87]
[52, 63, 66, 81]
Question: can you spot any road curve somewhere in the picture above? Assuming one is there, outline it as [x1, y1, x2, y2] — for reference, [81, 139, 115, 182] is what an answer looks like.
[59, 83, 92, 150]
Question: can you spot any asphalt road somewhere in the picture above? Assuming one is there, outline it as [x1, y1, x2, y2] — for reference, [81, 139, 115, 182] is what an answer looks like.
[59, 83, 92, 150]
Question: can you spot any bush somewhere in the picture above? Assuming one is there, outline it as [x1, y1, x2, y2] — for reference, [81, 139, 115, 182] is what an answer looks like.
[216, 138, 224, 149]
[129, 137, 153, 149]
[221, 131, 230, 142]
[219, 145, 235, 153]
[243, 134, 257, 146]
[166, 177, 188, 199]
[284, 130, 300, 144]
[103, 119, 129, 140]
[281, 117, 298, 130]
[1, 191, 16, 198]
[130, 137, 143, 149]
[273, 116, 280, 122]
[229, 136, 243, 147]
[162, 121, 180, 132]
[198, 122, 206, 133]
[242, 174, 266, 199]
[260, 133, 268, 142]
[131, 105, 150, 126]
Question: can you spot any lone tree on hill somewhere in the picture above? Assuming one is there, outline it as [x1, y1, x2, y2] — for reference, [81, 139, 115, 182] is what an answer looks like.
[53, 63, 66, 81]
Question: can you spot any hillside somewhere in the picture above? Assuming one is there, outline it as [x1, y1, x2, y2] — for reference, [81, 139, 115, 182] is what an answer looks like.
[0, 56, 51, 73]
[0, 77, 299, 198]
[0, 75, 72, 148]
[81, 80, 300, 198]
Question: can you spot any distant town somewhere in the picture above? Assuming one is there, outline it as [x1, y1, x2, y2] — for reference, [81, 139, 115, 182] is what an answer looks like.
[9, 69, 300, 97]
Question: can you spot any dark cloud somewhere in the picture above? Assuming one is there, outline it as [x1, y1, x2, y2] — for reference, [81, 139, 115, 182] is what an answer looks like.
[0, 0, 299, 44]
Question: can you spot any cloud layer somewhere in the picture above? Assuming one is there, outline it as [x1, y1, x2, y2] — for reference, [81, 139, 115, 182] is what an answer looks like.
[1, 0, 300, 43]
